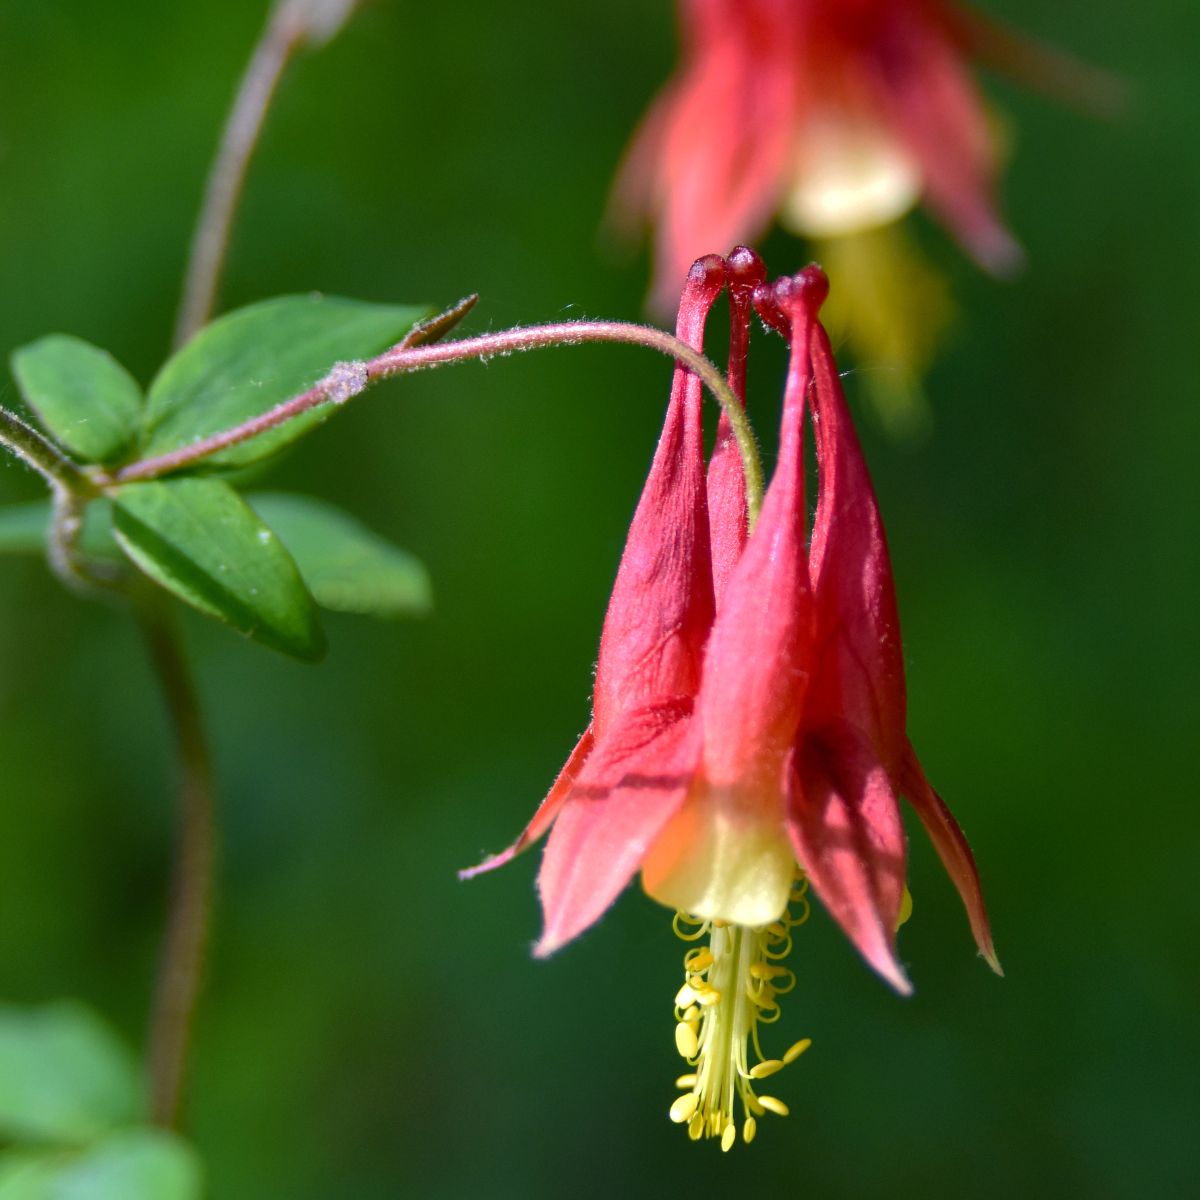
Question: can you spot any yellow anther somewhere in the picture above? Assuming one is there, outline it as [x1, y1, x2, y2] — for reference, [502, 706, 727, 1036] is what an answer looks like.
[675, 1022, 699, 1059]
[695, 987, 721, 1007]
[745, 985, 777, 1008]
[670, 1092, 700, 1124]
[758, 1096, 789, 1117]
[675, 1073, 698, 1089]
[897, 885, 913, 929]
[687, 948, 714, 971]
[743, 1117, 757, 1144]
[720, 1122, 736, 1152]
[749, 1059, 784, 1079]
[675, 983, 698, 1007]
[688, 1112, 704, 1141]
[749, 962, 789, 981]
[682, 1004, 700, 1023]
[782, 1038, 812, 1064]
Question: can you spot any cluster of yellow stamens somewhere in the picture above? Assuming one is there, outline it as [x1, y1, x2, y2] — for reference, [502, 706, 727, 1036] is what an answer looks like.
[668, 873, 813, 1150]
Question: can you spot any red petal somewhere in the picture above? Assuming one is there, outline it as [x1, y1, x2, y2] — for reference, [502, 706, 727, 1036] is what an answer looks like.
[899, 741, 1001, 975]
[807, 320, 907, 772]
[616, 4, 797, 313]
[870, 9, 1021, 275]
[458, 725, 596, 880]
[699, 271, 821, 787]
[789, 722, 911, 994]
[535, 700, 699, 956]
[591, 256, 723, 733]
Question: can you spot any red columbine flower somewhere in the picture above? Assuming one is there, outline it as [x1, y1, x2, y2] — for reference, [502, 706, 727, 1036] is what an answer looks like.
[612, 1, 1113, 426]
[615, 0, 1028, 312]
[466, 257, 998, 1148]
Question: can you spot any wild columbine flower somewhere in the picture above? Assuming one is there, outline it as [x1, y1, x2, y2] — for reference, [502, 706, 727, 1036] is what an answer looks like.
[612, 0, 1111, 426]
[465, 256, 998, 1149]
[614, 0, 1027, 308]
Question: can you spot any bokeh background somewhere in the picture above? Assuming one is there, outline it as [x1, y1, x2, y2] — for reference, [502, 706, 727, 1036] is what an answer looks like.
[1, 1, 1196, 1196]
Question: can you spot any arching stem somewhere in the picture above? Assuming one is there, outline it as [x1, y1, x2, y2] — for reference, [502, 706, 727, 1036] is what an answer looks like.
[110, 319, 767, 528]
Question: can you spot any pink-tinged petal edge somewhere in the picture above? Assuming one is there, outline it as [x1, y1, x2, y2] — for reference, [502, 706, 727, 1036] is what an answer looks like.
[534, 701, 699, 957]
[458, 726, 596, 881]
[789, 722, 912, 995]
[899, 740, 1002, 975]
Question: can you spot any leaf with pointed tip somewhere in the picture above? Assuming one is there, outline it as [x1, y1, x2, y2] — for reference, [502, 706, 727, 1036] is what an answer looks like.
[143, 295, 430, 469]
[112, 478, 325, 661]
[10, 336, 143, 464]
[0, 1130, 202, 1200]
[0, 1002, 140, 1145]
[248, 493, 432, 619]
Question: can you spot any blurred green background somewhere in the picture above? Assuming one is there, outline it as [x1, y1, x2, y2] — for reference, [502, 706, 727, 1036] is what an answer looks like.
[1, 1, 1196, 1196]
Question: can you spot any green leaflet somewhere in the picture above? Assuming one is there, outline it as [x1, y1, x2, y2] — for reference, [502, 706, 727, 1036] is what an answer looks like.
[0, 1130, 202, 1200]
[112, 478, 325, 661]
[248, 493, 432, 619]
[10, 336, 143, 464]
[142, 294, 430, 469]
[0, 1003, 140, 1146]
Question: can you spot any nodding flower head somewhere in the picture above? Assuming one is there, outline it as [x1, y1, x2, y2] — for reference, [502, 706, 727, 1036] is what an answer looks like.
[463, 254, 998, 1148]
[613, 0, 1044, 311]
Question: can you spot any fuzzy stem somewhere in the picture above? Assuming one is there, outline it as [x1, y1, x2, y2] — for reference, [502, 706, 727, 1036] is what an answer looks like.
[109, 321, 766, 527]
[0, 407, 95, 494]
[139, 595, 216, 1129]
[172, 8, 305, 349]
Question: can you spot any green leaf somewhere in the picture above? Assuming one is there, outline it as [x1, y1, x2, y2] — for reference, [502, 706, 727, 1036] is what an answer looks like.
[10, 336, 143, 463]
[112, 478, 325, 661]
[248, 493, 432, 618]
[0, 1003, 140, 1144]
[0, 1130, 201, 1200]
[143, 294, 430, 469]
[0, 502, 123, 560]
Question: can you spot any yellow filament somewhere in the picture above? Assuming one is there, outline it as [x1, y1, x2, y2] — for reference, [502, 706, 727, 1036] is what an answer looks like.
[665, 871, 813, 1149]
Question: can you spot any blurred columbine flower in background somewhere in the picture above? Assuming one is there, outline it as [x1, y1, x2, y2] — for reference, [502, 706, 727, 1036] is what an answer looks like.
[612, 0, 1114, 431]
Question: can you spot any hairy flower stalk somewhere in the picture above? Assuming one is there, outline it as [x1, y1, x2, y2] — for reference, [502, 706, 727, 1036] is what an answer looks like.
[464, 253, 999, 1147]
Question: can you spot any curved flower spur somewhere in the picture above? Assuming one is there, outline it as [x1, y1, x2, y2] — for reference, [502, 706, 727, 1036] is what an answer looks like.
[463, 255, 998, 1149]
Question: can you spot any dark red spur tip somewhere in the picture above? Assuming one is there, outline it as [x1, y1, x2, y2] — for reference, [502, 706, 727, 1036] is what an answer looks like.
[726, 245, 767, 290]
[686, 253, 728, 289]
[752, 280, 789, 337]
[773, 265, 829, 315]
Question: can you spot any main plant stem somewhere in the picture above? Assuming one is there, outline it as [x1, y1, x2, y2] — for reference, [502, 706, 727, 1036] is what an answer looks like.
[138, 594, 216, 1128]
[173, 6, 305, 348]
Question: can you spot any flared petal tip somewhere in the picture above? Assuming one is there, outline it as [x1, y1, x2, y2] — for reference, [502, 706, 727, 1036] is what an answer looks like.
[531, 937, 555, 960]
[457, 847, 518, 881]
[874, 952, 915, 997]
[969, 223, 1026, 280]
[981, 945, 1004, 977]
